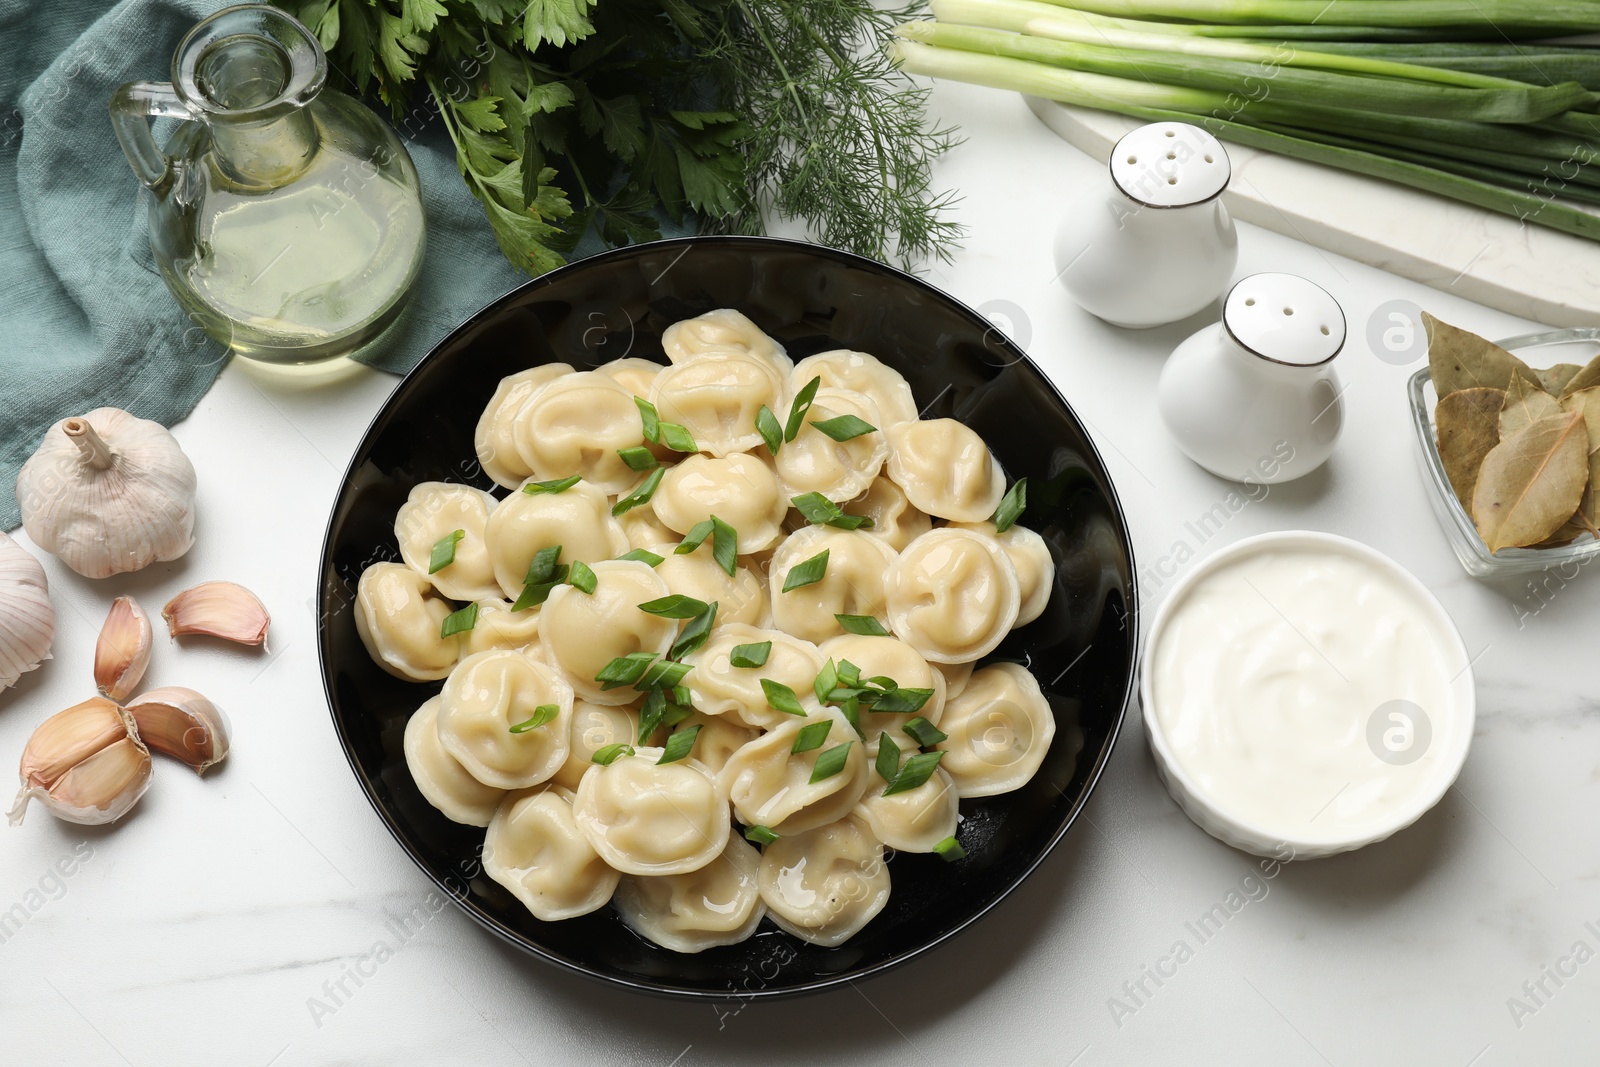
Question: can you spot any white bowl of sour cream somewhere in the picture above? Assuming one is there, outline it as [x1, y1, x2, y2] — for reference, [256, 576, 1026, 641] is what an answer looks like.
[1141, 531, 1475, 860]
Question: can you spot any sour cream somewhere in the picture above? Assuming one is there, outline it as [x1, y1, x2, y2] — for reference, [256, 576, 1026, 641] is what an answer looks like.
[1144, 533, 1474, 856]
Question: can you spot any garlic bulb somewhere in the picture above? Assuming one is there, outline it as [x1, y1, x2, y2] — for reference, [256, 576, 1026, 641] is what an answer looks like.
[0, 532, 54, 688]
[8, 697, 152, 826]
[16, 408, 197, 578]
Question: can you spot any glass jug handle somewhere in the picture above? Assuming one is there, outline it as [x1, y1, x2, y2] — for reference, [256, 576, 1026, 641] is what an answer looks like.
[109, 81, 194, 191]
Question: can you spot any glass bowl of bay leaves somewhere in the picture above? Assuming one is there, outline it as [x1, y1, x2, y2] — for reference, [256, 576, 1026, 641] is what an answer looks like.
[1409, 324, 1600, 579]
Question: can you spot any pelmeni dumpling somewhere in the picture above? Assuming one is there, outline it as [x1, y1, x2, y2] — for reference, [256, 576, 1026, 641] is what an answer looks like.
[484, 787, 620, 920]
[791, 349, 919, 428]
[512, 372, 650, 495]
[436, 650, 574, 789]
[655, 545, 767, 629]
[354, 563, 462, 681]
[718, 707, 868, 835]
[651, 453, 786, 551]
[595, 357, 663, 398]
[758, 814, 890, 947]
[475, 364, 575, 488]
[849, 476, 931, 552]
[572, 748, 730, 875]
[613, 831, 765, 953]
[685, 624, 825, 729]
[485, 480, 629, 600]
[404, 696, 505, 826]
[465, 599, 541, 656]
[663, 309, 791, 380]
[395, 482, 501, 602]
[884, 418, 1006, 522]
[551, 701, 641, 791]
[855, 766, 959, 853]
[775, 389, 888, 503]
[886, 529, 1020, 664]
[541, 560, 676, 705]
[935, 660, 976, 700]
[767, 526, 898, 644]
[649, 351, 788, 457]
[951, 520, 1053, 626]
[676, 712, 759, 774]
[937, 663, 1055, 797]
[818, 633, 945, 749]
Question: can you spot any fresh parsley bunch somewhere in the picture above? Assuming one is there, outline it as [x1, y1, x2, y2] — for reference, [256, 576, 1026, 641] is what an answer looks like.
[278, 0, 960, 274]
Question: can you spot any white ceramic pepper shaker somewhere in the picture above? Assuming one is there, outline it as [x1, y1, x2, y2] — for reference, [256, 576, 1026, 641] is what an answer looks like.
[1157, 273, 1347, 484]
[1053, 121, 1238, 328]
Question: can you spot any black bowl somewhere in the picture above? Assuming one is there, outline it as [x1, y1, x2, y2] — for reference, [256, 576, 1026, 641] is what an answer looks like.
[317, 236, 1139, 999]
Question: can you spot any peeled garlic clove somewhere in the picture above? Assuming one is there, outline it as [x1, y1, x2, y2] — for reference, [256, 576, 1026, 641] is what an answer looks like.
[126, 687, 230, 776]
[16, 408, 197, 579]
[0, 531, 54, 689]
[94, 596, 152, 703]
[8, 697, 152, 826]
[162, 581, 270, 646]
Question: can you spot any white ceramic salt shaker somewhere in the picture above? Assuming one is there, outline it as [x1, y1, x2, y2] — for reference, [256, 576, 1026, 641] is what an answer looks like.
[1157, 273, 1347, 484]
[1053, 122, 1238, 328]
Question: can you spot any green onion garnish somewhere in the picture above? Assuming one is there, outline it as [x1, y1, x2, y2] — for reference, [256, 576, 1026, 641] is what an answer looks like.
[669, 600, 718, 660]
[782, 549, 829, 592]
[440, 603, 478, 638]
[756, 405, 784, 456]
[617, 446, 659, 472]
[509, 704, 561, 734]
[902, 717, 948, 748]
[568, 559, 598, 594]
[512, 565, 568, 611]
[612, 467, 665, 516]
[790, 492, 873, 531]
[637, 658, 692, 690]
[660, 422, 698, 453]
[837, 661, 863, 688]
[592, 743, 635, 766]
[523, 474, 582, 495]
[670, 684, 692, 708]
[812, 659, 839, 703]
[711, 515, 738, 577]
[637, 689, 667, 743]
[875, 732, 901, 782]
[808, 742, 854, 784]
[596, 652, 657, 689]
[791, 721, 832, 754]
[835, 614, 890, 636]
[428, 529, 465, 574]
[637, 594, 711, 619]
[785, 376, 821, 442]
[872, 687, 935, 715]
[933, 835, 966, 862]
[838, 696, 865, 740]
[676, 519, 714, 555]
[523, 545, 563, 586]
[993, 478, 1027, 534]
[635, 397, 661, 443]
[745, 824, 779, 845]
[809, 414, 878, 441]
[882, 750, 944, 796]
[657, 724, 702, 764]
[729, 641, 771, 669]
[616, 548, 664, 566]
[761, 678, 806, 716]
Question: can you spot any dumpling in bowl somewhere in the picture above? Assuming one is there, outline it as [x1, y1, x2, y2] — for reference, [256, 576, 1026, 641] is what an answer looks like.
[463, 599, 540, 656]
[436, 650, 574, 790]
[649, 351, 789, 457]
[484, 787, 620, 921]
[651, 452, 787, 552]
[485, 479, 629, 601]
[662, 309, 791, 380]
[884, 418, 1006, 522]
[395, 482, 500, 602]
[817, 633, 946, 751]
[718, 707, 867, 836]
[613, 831, 765, 954]
[936, 663, 1055, 797]
[685, 624, 825, 730]
[354, 562, 462, 681]
[766, 525, 898, 644]
[848, 476, 931, 552]
[791, 349, 919, 428]
[855, 765, 959, 853]
[572, 747, 730, 875]
[654, 544, 768, 629]
[757, 814, 890, 947]
[550, 701, 642, 791]
[403, 696, 505, 826]
[474, 364, 574, 488]
[775, 388, 887, 503]
[949, 520, 1054, 626]
[540, 560, 677, 705]
[512, 372, 651, 495]
[885, 529, 1019, 664]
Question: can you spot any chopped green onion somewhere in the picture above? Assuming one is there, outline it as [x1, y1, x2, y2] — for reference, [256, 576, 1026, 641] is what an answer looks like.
[903, 717, 948, 748]
[837, 660, 862, 688]
[882, 750, 945, 796]
[592, 743, 635, 765]
[428, 529, 464, 574]
[676, 519, 715, 555]
[836, 614, 890, 636]
[637, 594, 712, 619]
[669, 601, 718, 660]
[785, 377, 821, 442]
[660, 422, 699, 453]
[933, 835, 967, 862]
[440, 603, 478, 638]
[658, 724, 703, 764]
[872, 687, 935, 715]
[711, 516, 738, 577]
[612, 467, 665, 516]
[596, 652, 657, 689]
[616, 548, 665, 566]
[810, 414, 878, 441]
[509, 704, 561, 733]
[839, 696, 865, 740]
[791, 492, 873, 531]
[635, 397, 661, 443]
[782, 549, 830, 592]
[865, 675, 897, 691]
[618, 446, 659, 472]
[512, 565, 568, 610]
[808, 742, 854, 784]
[638, 659, 693, 690]
[813, 659, 839, 704]
[730, 641, 772, 668]
[761, 678, 806, 716]
[523, 474, 581, 495]
[671, 684, 693, 709]
[638, 688, 667, 743]
[993, 478, 1027, 534]
[756, 405, 784, 455]
[875, 732, 902, 782]
[523, 545, 563, 585]
[568, 560, 598, 594]
[745, 824, 779, 845]
[791, 720, 832, 754]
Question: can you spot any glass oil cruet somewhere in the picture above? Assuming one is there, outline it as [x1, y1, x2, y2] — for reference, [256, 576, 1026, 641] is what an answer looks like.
[110, 4, 426, 366]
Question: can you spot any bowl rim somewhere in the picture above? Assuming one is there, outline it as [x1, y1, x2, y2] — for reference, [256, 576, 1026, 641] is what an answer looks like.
[1138, 529, 1475, 856]
[315, 233, 1142, 998]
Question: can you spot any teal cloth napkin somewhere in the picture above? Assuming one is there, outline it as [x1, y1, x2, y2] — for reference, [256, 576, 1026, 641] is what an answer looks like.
[0, 0, 623, 530]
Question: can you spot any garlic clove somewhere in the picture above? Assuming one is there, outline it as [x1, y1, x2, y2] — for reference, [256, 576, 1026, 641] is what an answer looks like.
[126, 687, 230, 776]
[94, 596, 152, 703]
[161, 581, 270, 646]
[8, 697, 152, 826]
[0, 531, 55, 689]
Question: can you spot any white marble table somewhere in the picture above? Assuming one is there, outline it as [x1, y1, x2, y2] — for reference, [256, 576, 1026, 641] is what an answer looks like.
[2, 81, 1595, 1067]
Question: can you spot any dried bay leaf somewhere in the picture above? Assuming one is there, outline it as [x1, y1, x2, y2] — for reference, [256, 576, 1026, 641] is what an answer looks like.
[1424, 313, 1539, 396]
[1471, 412, 1590, 553]
[1559, 387, 1600, 530]
[1500, 373, 1563, 438]
[1534, 363, 1584, 396]
[1558, 352, 1600, 399]
[1435, 387, 1503, 509]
